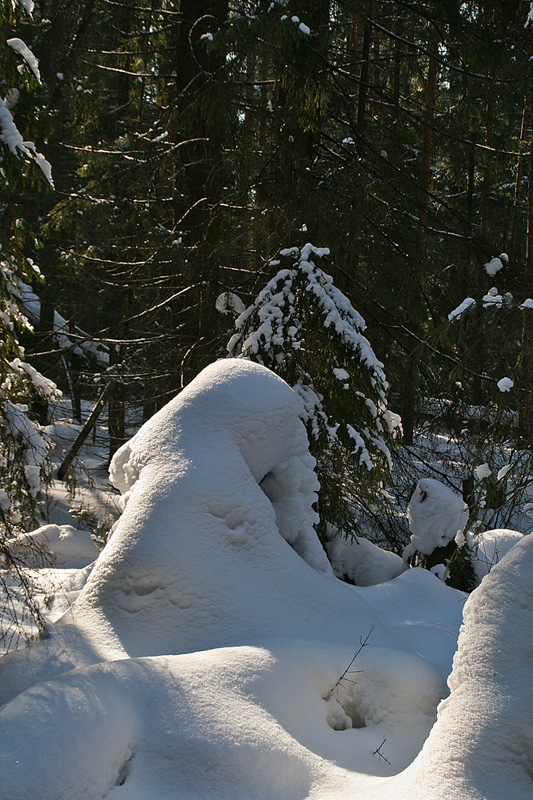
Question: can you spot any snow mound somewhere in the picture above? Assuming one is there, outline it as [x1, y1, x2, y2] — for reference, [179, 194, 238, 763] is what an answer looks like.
[404, 479, 468, 559]
[66, 359, 358, 657]
[1, 359, 421, 693]
[393, 533, 533, 799]
[6, 524, 99, 568]
[0, 640, 448, 800]
[327, 533, 405, 586]
[472, 528, 524, 581]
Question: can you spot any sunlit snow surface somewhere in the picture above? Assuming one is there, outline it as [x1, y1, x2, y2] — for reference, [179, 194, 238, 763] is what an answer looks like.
[0, 360, 530, 799]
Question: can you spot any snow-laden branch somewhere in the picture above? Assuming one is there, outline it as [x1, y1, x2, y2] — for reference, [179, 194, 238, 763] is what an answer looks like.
[13, 0, 34, 15]
[0, 98, 53, 185]
[7, 38, 41, 83]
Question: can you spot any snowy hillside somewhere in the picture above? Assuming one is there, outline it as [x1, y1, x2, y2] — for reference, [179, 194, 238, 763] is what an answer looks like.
[0, 360, 531, 799]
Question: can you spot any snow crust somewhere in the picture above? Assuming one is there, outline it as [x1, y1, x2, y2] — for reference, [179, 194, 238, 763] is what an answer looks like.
[0, 360, 529, 800]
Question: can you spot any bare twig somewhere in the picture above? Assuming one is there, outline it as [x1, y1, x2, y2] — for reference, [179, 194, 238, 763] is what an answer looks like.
[373, 738, 390, 764]
[329, 625, 374, 694]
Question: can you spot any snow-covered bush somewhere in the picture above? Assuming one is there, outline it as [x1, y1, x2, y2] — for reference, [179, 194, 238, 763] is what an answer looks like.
[403, 478, 476, 590]
[403, 479, 525, 591]
[227, 244, 402, 544]
[0, 254, 61, 647]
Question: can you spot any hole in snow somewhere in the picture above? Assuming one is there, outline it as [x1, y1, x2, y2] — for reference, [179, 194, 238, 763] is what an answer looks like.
[341, 699, 367, 729]
[324, 693, 366, 731]
[259, 470, 280, 503]
[115, 748, 135, 786]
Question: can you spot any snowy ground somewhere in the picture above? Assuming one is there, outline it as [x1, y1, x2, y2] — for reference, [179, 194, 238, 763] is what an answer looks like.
[1, 360, 532, 799]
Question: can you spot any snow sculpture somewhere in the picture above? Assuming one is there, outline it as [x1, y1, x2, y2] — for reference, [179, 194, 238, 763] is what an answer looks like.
[1, 357, 404, 698]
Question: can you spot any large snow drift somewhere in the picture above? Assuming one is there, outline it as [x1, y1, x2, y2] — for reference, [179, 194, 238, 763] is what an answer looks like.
[0, 359, 530, 799]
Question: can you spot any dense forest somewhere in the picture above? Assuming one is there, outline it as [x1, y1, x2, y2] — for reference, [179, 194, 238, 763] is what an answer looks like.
[2, 0, 533, 558]
[3, 5, 533, 793]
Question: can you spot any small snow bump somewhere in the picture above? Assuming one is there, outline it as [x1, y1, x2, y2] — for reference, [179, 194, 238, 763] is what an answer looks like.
[497, 464, 511, 481]
[497, 377, 513, 392]
[484, 256, 504, 277]
[475, 463, 492, 480]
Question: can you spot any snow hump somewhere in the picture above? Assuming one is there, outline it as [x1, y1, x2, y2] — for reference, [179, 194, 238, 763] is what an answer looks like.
[66, 359, 334, 657]
[394, 533, 533, 800]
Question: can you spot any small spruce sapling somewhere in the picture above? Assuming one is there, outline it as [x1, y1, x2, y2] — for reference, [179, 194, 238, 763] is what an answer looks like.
[227, 244, 402, 546]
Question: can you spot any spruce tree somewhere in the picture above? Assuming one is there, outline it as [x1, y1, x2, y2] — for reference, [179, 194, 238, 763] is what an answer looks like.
[227, 243, 402, 546]
[0, 0, 60, 647]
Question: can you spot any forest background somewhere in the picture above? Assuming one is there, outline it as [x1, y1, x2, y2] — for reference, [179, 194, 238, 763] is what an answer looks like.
[2, 0, 533, 568]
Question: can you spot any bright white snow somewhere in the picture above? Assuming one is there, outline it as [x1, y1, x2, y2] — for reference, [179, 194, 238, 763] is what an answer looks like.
[0, 359, 531, 800]
[6, 38, 41, 83]
[497, 377, 514, 392]
[448, 296, 475, 320]
[403, 478, 468, 558]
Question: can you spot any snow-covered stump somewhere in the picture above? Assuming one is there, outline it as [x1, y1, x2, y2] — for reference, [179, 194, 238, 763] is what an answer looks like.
[391, 533, 533, 799]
